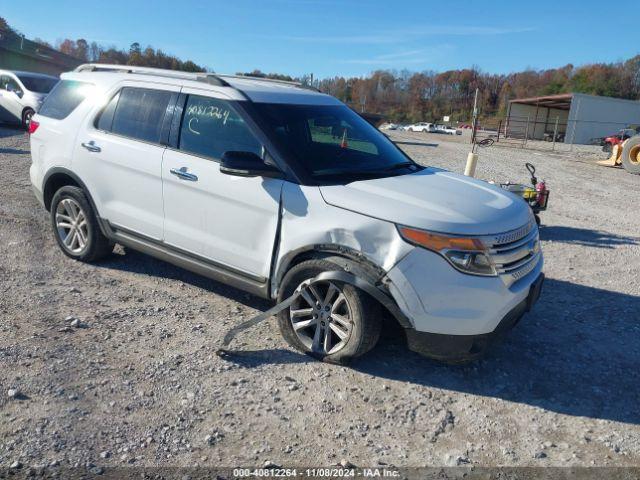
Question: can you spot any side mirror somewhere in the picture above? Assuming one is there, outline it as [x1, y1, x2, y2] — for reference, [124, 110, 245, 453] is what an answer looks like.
[220, 151, 283, 178]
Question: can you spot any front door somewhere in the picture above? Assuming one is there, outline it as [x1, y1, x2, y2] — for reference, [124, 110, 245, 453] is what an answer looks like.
[72, 84, 180, 240]
[161, 89, 283, 280]
[0, 75, 23, 122]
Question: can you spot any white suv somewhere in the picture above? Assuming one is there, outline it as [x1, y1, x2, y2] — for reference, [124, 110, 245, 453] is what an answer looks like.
[30, 64, 544, 364]
[0, 70, 59, 128]
[407, 122, 435, 133]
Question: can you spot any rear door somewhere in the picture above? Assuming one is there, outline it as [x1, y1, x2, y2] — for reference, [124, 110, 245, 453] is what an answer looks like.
[72, 83, 180, 240]
[161, 88, 283, 279]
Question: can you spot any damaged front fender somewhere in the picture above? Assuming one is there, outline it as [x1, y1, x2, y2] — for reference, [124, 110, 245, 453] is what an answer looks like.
[272, 183, 413, 300]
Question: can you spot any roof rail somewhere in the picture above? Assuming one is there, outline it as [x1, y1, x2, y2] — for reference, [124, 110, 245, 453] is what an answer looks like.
[219, 74, 319, 92]
[218, 73, 302, 87]
[73, 63, 231, 87]
[73, 63, 319, 92]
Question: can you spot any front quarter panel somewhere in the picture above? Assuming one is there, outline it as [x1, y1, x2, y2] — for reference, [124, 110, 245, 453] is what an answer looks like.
[273, 182, 413, 297]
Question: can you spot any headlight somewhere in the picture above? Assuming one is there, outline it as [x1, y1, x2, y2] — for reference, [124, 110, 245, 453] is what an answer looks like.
[398, 226, 497, 276]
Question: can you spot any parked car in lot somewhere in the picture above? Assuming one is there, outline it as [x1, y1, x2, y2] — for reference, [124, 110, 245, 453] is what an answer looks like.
[0, 70, 58, 128]
[406, 122, 435, 133]
[29, 64, 544, 364]
[379, 123, 398, 130]
[435, 125, 462, 135]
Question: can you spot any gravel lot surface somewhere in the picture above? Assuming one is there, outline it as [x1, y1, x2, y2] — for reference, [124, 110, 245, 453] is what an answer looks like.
[1, 126, 639, 471]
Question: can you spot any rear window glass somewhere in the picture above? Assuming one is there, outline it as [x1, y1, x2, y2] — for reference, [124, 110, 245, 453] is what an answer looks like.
[39, 80, 93, 120]
[111, 87, 172, 144]
[16, 74, 58, 93]
[95, 91, 120, 131]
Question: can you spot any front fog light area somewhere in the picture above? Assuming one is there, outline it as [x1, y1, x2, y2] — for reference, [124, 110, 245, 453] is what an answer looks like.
[444, 251, 496, 276]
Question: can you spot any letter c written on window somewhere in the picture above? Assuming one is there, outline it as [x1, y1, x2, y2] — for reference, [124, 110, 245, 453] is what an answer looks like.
[188, 117, 201, 135]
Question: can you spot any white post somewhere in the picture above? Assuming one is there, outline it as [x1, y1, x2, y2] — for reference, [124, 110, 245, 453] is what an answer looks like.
[464, 152, 478, 177]
[465, 88, 480, 176]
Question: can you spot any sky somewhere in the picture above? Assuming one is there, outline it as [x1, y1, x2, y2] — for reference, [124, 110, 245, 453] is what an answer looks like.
[3, 0, 639, 78]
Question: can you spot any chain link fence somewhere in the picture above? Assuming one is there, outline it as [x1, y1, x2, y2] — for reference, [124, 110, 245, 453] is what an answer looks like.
[472, 115, 639, 156]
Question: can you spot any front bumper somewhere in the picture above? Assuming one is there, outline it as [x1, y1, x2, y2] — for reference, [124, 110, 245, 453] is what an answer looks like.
[385, 246, 543, 336]
[404, 273, 544, 362]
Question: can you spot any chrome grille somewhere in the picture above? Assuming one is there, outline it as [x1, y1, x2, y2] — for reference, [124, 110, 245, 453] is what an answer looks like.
[490, 218, 535, 245]
[484, 219, 541, 286]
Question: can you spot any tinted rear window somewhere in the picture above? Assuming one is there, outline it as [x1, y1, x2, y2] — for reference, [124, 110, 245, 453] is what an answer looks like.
[39, 80, 93, 119]
[95, 91, 120, 132]
[111, 87, 172, 144]
[16, 74, 58, 93]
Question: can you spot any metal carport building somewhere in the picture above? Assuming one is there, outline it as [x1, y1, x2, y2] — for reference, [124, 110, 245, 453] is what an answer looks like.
[506, 92, 640, 144]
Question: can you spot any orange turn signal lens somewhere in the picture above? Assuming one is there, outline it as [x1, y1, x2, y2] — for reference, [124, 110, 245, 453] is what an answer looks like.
[398, 227, 485, 252]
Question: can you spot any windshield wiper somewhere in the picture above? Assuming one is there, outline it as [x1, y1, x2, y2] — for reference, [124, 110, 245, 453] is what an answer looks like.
[313, 162, 417, 178]
[313, 162, 417, 177]
[313, 170, 381, 178]
[380, 161, 416, 171]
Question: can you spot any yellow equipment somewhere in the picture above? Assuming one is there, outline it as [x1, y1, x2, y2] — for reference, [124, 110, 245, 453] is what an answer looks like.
[597, 143, 623, 167]
[597, 136, 640, 174]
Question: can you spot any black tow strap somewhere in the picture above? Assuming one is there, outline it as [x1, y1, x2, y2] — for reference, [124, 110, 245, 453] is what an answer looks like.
[215, 269, 412, 357]
[215, 271, 359, 356]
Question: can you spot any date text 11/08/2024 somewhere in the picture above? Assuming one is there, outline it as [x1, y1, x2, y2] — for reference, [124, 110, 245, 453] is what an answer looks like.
[232, 468, 400, 477]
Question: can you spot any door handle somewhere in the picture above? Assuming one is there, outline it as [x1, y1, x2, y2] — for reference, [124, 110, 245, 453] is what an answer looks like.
[81, 141, 101, 153]
[170, 166, 198, 181]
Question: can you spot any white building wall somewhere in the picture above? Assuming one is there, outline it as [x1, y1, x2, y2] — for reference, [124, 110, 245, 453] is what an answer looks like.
[507, 103, 569, 140]
[567, 93, 640, 144]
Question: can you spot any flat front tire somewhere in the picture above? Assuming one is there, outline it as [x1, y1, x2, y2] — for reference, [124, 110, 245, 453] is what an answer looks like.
[277, 259, 381, 364]
[50, 186, 113, 262]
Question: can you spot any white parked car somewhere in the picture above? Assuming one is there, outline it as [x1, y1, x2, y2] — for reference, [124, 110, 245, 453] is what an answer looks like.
[406, 122, 435, 133]
[0, 70, 59, 128]
[29, 64, 544, 364]
[379, 123, 398, 131]
[436, 125, 462, 135]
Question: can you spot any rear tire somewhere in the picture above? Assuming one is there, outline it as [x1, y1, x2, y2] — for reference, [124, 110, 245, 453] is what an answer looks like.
[22, 108, 34, 130]
[621, 136, 640, 175]
[50, 186, 113, 262]
[602, 143, 612, 154]
[277, 259, 381, 365]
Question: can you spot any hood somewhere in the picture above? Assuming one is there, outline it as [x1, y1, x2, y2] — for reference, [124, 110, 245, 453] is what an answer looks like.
[319, 168, 531, 236]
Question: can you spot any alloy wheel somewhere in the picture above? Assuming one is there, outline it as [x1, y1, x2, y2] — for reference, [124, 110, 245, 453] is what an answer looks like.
[55, 198, 89, 254]
[289, 281, 353, 355]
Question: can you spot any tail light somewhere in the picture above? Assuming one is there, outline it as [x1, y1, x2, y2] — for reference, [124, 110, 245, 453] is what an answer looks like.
[28, 120, 40, 135]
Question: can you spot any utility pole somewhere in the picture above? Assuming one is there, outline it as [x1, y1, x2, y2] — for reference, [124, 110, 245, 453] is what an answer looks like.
[472, 88, 479, 121]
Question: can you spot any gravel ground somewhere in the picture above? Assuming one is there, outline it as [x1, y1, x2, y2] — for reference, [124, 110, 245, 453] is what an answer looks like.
[1, 126, 639, 472]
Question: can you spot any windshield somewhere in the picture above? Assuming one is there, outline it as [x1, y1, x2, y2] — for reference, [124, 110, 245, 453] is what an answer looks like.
[16, 74, 58, 93]
[251, 103, 419, 180]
